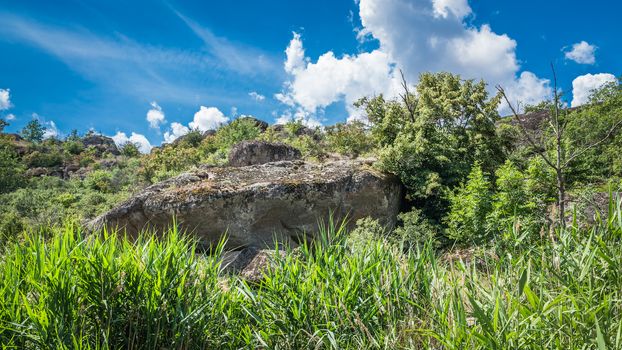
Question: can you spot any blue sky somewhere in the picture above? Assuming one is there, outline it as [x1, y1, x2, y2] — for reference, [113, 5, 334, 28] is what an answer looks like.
[0, 0, 620, 151]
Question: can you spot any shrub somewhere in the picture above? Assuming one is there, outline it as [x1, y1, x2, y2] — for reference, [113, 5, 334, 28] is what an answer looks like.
[63, 140, 84, 155]
[85, 170, 114, 193]
[140, 146, 201, 183]
[119, 141, 140, 157]
[394, 207, 438, 248]
[212, 118, 261, 151]
[325, 121, 373, 157]
[0, 137, 25, 193]
[487, 160, 548, 238]
[362, 72, 504, 220]
[445, 163, 493, 243]
[23, 149, 64, 168]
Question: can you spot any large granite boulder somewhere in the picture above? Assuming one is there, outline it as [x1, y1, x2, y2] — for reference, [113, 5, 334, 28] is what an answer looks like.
[228, 141, 301, 167]
[89, 158, 403, 249]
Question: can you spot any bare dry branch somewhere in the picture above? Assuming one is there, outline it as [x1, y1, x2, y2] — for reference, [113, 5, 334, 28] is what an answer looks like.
[564, 118, 622, 167]
[496, 85, 557, 170]
[399, 69, 417, 123]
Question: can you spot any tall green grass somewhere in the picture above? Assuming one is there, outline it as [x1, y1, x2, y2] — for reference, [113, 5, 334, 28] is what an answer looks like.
[0, 199, 621, 349]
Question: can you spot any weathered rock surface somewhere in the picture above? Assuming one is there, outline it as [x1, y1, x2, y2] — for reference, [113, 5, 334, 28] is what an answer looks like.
[221, 247, 286, 283]
[89, 158, 403, 249]
[82, 134, 120, 156]
[228, 141, 301, 167]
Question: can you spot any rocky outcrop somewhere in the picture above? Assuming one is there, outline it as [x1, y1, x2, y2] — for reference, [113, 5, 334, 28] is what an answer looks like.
[82, 134, 120, 156]
[228, 141, 301, 167]
[238, 116, 269, 131]
[89, 158, 403, 250]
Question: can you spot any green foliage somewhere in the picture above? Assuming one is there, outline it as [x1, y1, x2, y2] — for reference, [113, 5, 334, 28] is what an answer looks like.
[21, 118, 46, 142]
[178, 129, 204, 147]
[210, 117, 262, 151]
[325, 121, 373, 157]
[347, 217, 387, 252]
[564, 79, 622, 183]
[260, 122, 327, 160]
[1, 206, 622, 348]
[393, 207, 438, 248]
[140, 145, 201, 183]
[63, 139, 84, 155]
[446, 163, 493, 243]
[0, 136, 25, 193]
[85, 169, 114, 193]
[487, 160, 548, 238]
[363, 72, 504, 219]
[23, 148, 64, 168]
[119, 141, 140, 157]
[0, 118, 8, 133]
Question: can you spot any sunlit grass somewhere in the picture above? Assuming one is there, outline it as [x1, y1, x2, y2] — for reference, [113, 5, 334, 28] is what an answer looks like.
[0, 198, 621, 349]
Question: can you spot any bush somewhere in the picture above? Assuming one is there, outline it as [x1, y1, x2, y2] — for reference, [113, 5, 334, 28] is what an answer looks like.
[0, 137, 25, 193]
[486, 160, 548, 238]
[63, 140, 84, 155]
[23, 149, 64, 168]
[325, 121, 373, 157]
[394, 207, 438, 248]
[445, 163, 493, 243]
[119, 142, 141, 157]
[212, 118, 261, 151]
[140, 146, 201, 183]
[85, 170, 114, 193]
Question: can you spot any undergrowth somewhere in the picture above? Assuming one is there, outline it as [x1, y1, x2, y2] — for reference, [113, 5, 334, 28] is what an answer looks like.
[0, 198, 621, 349]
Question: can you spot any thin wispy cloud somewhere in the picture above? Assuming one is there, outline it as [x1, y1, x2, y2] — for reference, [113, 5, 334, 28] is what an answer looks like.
[0, 12, 278, 106]
[173, 10, 282, 77]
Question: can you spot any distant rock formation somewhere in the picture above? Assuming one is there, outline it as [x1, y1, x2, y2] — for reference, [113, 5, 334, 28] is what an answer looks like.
[88, 154, 403, 250]
[82, 134, 120, 156]
[228, 141, 301, 167]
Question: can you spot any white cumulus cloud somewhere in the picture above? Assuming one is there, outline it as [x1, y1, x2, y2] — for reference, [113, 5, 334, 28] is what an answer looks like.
[163, 122, 190, 143]
[189, 106, 229, 131]
[571, 73, 617, 107]
[432, 0, 471, 18]
[277, 32, 398, 124]
[0, 89, 12, 110]
[249, 91, 266, 101]
[146, 101, 166, 129]
[500, 71, 552, 114]
[276, 0, 550, 124]
[284, 32, 306, 75]
[5, 113, 15, 121]
[112, 131, 153, 153]
[565, 41, 597, 65]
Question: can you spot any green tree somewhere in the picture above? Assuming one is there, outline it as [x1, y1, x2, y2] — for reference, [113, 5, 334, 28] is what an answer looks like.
[21, 118, 45, 142]
[445, 163, 493, 243]
[498, 71, 622, 228]
[360, 71, 504, 220]
[119, 142, 140, 157]
[0, 118, 8, 133]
